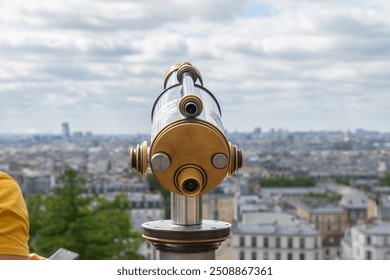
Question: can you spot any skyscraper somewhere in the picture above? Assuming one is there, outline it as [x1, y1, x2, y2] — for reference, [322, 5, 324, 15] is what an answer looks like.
[62, 122, 70, 140]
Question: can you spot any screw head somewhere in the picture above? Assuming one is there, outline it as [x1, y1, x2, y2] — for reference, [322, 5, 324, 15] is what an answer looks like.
[212, 153, 228, 169]
[151, 152, 171, 172]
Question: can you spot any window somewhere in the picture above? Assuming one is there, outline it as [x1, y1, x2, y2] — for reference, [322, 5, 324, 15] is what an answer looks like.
[251, 236, 257, 247]
[264, 237, 269, 248]
[350, 211, 357, 222]
[366, 236, 371, 245]
[239, 236, 245, 247]
[300, 253, 305, 260]
[251, 252, 257, 260]
[288, 238, 293, 248]
[287, 253, 293, 260]
[276, 237, 281, 248]
[366, 251, 372, 260]
[263, 251, 269, 260]
[299, 238, 305, 249]
[276, 252, 281, 260]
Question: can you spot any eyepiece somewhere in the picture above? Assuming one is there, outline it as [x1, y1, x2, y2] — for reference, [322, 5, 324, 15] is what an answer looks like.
[183, 179, 199, 193]
[129, 141, 148, 176]
[176, 165, 205, 196]
[184, 101, 198, 116]
[179, 95, 203, 118]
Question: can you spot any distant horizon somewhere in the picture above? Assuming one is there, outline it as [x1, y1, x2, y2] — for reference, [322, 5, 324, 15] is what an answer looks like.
[0, 126, 389, 137]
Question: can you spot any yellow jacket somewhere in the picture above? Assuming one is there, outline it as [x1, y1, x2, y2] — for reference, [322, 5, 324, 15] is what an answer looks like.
[0, 171, 29, 257]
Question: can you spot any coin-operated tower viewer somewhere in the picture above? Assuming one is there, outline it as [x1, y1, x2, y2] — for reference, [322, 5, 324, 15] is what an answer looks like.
[130, 62, 243, 260]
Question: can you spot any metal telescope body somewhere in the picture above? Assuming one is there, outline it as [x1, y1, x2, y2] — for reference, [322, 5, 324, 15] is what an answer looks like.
[130, 62, 243, 260]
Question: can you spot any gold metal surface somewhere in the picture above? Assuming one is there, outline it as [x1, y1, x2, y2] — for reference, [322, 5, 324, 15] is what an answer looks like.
[179, 94, 203, 118]
[142, 235, 230, 244]
[175, 165, 205, 196]
[130, 62, 244, 196]
[150, 119, 230, 196]
[227, 143, 244, 176]
[129, 140, 148, 176]
[163, 62, 203, 89]
[163, 63, 182, 89]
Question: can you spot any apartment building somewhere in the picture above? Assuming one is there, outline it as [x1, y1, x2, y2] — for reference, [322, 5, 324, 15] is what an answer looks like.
[341, 221, 390, 260]
[232, 212, 321, 260]
[296, 199, 348, 259]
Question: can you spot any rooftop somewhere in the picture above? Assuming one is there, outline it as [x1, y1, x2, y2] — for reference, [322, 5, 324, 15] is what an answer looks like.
[339, 194, 367, 209]
[297, 199, 344, 214]
[234, 212, 319, 236]
[357, 221, 390, 235]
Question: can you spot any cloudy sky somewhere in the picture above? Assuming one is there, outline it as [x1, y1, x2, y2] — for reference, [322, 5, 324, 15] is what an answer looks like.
[1, 0, 389, 135]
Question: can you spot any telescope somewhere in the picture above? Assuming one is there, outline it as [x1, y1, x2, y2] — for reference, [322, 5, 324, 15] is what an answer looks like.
[130, 62, 243, 260]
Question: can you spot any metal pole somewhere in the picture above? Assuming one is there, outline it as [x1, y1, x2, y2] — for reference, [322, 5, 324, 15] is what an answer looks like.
[142, 191, 231, 260]
[171, 193, 201, 225]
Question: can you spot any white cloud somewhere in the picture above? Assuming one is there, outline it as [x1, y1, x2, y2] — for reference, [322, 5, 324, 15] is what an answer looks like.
[1, 0, 390, 134]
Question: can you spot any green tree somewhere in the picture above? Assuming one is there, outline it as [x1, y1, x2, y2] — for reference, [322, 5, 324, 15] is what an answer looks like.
[335, 178, 350, 186]
[304, 192, 342, 203]
[27, 169, 142, 259]
[26, 194, 44, 252]
[380, 173, 390, 186]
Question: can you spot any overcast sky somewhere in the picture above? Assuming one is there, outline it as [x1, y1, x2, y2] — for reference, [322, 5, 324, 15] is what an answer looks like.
[1, 0, 389, 135]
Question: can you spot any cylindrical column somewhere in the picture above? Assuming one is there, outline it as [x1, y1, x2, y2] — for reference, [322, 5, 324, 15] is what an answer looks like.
[182, 72, 196, 96]
[142, 219, 230, 260]
[171, 193, 201, 226]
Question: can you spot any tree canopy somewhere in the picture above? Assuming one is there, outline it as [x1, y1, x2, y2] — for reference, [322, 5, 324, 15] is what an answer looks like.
[26, 169, 142, 260]
[380, 172, 390, 186]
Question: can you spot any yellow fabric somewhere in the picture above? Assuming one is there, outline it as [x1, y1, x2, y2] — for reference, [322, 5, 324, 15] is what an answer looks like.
[0, 171, 29, 257]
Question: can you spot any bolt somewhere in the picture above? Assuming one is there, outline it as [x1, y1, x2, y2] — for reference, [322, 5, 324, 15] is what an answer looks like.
[151, 152, 171, 172]
[212, 153, 228, 169]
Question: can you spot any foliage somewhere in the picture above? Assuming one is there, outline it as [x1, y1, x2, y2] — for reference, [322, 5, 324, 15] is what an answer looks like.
[304, 192, 342, 203]
[26, 194, 44, 249]
[26, 169, 142, 260]
[334, 178, 350, 186]
[380, 173, 390, 186]
[147, 173, 170, 219]
[259, 176, 316, 187]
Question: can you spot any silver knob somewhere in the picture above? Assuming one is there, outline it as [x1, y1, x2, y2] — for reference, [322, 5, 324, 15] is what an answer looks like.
[151, 152, 171, 172]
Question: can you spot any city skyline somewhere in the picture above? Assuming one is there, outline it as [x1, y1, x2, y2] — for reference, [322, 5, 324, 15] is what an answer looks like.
[0, 121, 389, 136]
[1, 1, 390, 134]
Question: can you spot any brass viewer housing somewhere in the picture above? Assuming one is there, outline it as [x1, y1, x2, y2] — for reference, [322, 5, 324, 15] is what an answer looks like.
[130, 62, 243, 196]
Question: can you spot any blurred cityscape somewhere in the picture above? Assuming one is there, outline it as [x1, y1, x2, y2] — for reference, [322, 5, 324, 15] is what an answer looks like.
[1, 123, 390, 260]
